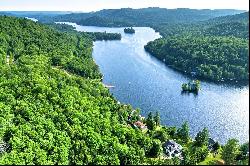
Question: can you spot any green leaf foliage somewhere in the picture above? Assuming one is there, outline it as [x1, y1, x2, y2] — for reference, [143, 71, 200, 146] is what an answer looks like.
[0, 16, 151, 165]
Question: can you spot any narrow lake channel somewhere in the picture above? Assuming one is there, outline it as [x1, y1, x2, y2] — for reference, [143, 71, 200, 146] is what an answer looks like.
[60, 22, 249, 144]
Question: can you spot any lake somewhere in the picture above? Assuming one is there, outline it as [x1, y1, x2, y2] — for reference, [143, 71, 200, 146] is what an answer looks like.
[25, 17, 38, 22]
[60, 22, 249, 144]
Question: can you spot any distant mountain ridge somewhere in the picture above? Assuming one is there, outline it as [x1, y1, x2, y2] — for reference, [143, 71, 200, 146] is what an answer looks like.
[0, 11, 71, 22]
[0, 11, 71, 16]
[202, 12, 249, 39]
[1, 8, 245, 27]
[49, 8, 246, 26]
[152, 11, 249, 39]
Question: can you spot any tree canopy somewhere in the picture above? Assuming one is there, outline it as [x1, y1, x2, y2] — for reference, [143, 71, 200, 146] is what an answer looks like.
[0, 16, 152, 165]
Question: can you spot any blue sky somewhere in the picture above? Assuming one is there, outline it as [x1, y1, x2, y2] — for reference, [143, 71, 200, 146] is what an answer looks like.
[0, 0, 248, 11]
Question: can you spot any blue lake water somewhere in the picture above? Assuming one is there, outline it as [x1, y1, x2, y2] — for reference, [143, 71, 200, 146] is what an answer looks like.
[60, 22, 249, 144]
[25, 17, 38, 22]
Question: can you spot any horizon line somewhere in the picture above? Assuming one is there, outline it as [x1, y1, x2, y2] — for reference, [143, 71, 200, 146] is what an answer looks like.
[0, 7, 248, 12]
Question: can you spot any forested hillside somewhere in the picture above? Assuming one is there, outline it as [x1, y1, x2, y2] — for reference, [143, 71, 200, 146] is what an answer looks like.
[154, 12, 249, 39]
[202, 12, 249, 39]
[56, 8, 245, 26]
[9, 8, 244, 26]
[145, 36, 249, 82]
[145, 12, 249, 83]
[0, 16, 149, 165]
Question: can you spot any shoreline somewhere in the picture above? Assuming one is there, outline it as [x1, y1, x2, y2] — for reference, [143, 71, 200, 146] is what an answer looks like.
[144, 49, 249, 87]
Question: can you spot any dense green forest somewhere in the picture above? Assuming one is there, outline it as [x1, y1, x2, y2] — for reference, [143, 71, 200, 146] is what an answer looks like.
[201, 12, 249, 39]
[145, 35, 249, 82]
[153, 12, 249, 39]
[50, 8, 244, 26]
[0, 16, 141, 165]
[145, 12, 249, 82]
[0, 15, 248, 165]
[85, 32, 121, 41]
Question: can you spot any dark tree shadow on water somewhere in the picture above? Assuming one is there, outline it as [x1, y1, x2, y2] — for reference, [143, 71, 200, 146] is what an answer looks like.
[181, 90, 198, 98]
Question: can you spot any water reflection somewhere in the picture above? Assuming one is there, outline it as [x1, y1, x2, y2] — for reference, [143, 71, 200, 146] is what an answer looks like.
[181, 91, 198, 97]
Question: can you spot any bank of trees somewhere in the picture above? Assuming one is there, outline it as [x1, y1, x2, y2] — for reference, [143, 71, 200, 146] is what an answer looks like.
[0, 16, 147, 165]
[145, 12, 249, 83]
[222, 139, 249, 165]
[47, 23, 121, 41]
[153, 12, 248, 39]
[85, 32, 121, 41]
[145, 35, 249, 82]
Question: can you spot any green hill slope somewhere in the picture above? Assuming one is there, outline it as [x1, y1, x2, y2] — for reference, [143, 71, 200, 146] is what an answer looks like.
[0, 16, 155, 165]
[154, 12, 249, 39]
[13, 8, 245, 26]
[145, 13, 249, 83]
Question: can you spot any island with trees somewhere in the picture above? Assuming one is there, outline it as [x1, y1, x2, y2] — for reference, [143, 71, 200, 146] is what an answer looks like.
[86, 31, 121, 41]
[124, 27, 135, 34]
[182, 80, 201, 92]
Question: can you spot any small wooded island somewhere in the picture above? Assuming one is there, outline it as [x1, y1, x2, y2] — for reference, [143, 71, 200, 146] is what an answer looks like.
[182, 80, 201, 92]
[124, 27, 135, 34]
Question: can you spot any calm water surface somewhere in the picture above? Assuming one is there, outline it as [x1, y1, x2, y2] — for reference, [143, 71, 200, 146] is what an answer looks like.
[25, 17, 38, 22]
[61, 22, 249, 144]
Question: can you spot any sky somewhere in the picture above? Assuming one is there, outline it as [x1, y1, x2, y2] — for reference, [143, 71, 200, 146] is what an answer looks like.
[0, 0, 248, 11]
